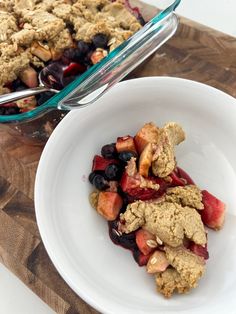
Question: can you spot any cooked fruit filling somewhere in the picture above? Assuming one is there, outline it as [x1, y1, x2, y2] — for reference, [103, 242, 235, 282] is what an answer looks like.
[0, 0, 143, 114]
[88, 121, 226, 298]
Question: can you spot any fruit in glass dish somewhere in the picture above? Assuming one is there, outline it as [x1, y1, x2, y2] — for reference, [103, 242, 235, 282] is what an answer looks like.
[88, 121, 226, 298]
[0, 0, 144, 115]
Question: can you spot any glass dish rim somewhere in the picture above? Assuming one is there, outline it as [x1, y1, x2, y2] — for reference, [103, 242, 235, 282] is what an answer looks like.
[0, 0, 181, 124]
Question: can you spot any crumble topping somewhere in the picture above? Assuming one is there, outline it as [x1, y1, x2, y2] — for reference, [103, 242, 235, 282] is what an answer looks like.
[0, 0, 141, 93]
[120, 199, 206, 247]
[165, 185, 204, 210]
[152, 122, 185, 178]
[164, 246, 205, 287]
[155, 268, 191, 298]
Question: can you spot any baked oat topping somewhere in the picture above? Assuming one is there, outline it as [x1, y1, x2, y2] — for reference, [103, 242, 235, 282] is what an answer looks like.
[0, 0, 141, 96]
[165, 185, 204, 210]
[120, 200, 207, 247]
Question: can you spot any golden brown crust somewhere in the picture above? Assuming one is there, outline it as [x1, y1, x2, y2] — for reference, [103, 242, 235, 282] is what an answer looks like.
[165, 185, 204, 210]
[155, 268, 191, 298]
[164, 246, 205, 287]
[120, 200, 207, 246]
[152, 122, 185, 177]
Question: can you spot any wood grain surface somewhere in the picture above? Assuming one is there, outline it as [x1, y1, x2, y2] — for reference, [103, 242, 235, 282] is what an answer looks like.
[0, 2, 236, 313]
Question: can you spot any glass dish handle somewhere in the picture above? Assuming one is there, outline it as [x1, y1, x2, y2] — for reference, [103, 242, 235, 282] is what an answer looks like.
[58, 12, 179, 110]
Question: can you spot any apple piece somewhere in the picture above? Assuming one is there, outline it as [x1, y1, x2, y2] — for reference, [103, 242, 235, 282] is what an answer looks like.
[19, 67, 38, 88]
[92, 155, 118, 171]
[134, 122, 159, 154]
[135, 229, 157, 255]
[188, 242, 209, 260]
[139, 143, 154, 177]
[146, 250, 169, 273]
[201, 190, 226, 230]
[50, 48, 63, 61]
[116, 135, 137, 154]
[90, 50, 106, 64]
[97, 191, 123, 221]
[30, 42, 52, 62]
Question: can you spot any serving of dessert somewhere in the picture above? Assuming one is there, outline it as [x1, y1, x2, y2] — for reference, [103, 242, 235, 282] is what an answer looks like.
[89, 121, 226, 298]
[0, 0, 144, 115]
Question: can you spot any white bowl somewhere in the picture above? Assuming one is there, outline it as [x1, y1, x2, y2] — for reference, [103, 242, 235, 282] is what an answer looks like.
[35, 77, 236, 314]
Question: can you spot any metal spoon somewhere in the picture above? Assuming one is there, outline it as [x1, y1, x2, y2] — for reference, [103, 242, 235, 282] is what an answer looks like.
[0, 67, 60, 105]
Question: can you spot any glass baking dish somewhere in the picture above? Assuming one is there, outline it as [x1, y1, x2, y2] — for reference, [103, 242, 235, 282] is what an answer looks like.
[0, 0, 181, 144]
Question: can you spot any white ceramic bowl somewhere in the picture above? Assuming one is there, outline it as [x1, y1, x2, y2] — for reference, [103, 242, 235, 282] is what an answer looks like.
[35, 77, 236, 314]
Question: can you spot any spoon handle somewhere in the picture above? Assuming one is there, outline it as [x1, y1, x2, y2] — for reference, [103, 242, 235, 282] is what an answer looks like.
[0, 86, 57, 105]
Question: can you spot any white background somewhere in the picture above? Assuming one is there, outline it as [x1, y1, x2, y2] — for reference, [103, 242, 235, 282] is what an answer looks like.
[1, 1, 235, 313]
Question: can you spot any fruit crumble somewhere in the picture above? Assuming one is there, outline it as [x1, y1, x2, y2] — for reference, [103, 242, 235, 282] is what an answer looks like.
[0, 0, 143, 114]
[88, 122, 226, 298]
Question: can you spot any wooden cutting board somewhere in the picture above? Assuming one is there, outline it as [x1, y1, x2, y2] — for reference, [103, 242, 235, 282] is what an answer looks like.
[1, 3, 236, 313]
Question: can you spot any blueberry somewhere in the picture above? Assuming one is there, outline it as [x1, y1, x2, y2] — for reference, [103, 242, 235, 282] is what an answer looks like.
[0, 106, 20, 115]
[63, 48, 83, 62]
[93, 174, 109, 190]
[92, 33, 108, 49]
[88, 171, 98, 184]
[66, 23, 75, 34]
[101, 143, 117, 159]
[118, 151, 137, 162]
[105, 164, 120, 180]
[12, 79, 27, 91]
[36, 91, 55, 106]
[77, 40, 91, 56]
[6, 106, 20, 115]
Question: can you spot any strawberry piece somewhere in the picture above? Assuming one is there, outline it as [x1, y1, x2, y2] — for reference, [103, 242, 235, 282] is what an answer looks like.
[170, 171, 186, 186]
[201, 190, 226, 230]
[116, 135, 137, 154]
[188, 242, 209, 260]
[120, 172, 169, 201]
[97, 192, 123, 221]
[92, 155, 118, 171]
[133, 250, 152, 266]
[120, 172, 157, 201]
[176, 167, 195, 185]
[63, 62, 86, 77]
[135, 229, 156, 255]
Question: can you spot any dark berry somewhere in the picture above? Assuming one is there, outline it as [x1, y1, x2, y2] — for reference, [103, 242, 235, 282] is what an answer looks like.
[105, 164, 120, 180]
[108, 221, 137, 250]
[66, 23, 75, 34]
[88, 172, 97, 184]
[12, 79, 27, 91]
[77, 40, 91, 56]
[0, 106, 20, 115]
[92, 33, 109, 49]
[36, 91, 55, 106]
[93, 174, 109, 190]
[63, 48, 83, 62]
[88, 171, 104, 184]
[118, 151, 137, 162]
[101, 143, 117, 159]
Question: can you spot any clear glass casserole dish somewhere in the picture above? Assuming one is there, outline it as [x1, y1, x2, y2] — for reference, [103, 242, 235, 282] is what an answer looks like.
[0, 0, 181, 145]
